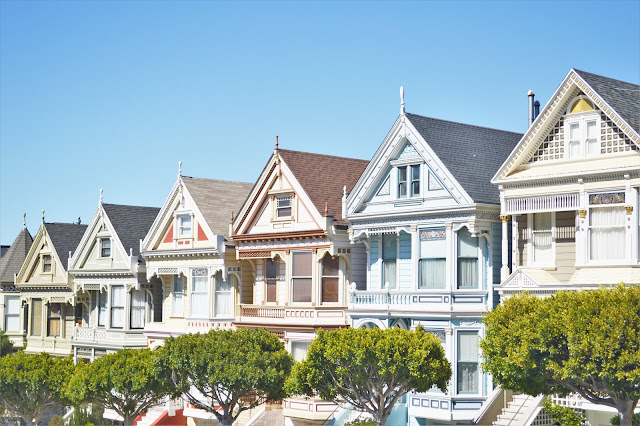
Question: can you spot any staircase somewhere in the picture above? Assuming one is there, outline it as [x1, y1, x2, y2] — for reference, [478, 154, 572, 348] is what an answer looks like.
[136, 407, 168, 426]
[493, 394, 544, 426]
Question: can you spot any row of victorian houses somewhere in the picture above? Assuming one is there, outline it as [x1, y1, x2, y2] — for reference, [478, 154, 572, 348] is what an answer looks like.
[1, 68, 638, 426]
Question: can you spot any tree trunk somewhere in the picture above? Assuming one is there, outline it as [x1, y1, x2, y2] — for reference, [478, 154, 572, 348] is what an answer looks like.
[221, 417, 233, 426]
[616, 399, 637, 426]
[124, 414, 135, 426]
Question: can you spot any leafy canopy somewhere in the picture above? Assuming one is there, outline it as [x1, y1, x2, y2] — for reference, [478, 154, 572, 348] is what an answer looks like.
[66, 348, 173, 426]
[481, 285, 640, 426]
[0, 351, 75, 426]
[154, 328, 293, 426]
[289, 327, 451, 426]
[0, 330, 13, 357]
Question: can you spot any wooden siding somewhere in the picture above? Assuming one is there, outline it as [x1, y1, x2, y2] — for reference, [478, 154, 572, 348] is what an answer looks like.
[351, 243, 367, 291]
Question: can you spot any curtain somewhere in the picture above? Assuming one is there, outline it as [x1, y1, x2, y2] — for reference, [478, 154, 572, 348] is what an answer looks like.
[98, 291, 107, 326]
[419, 259, 446, 288]
[111, 286, 125, 328]
[532, 213, 552, 264]
[457, 258, 477, 288]
[172, 276, 184, 316]
[458, 332, 478, 393]
[5, 296, 20, 332]
[48, 303, 61, 336]
[293, 252, 312, 303]
[590, 207, 625, 260]
[291, 341, 311, 362]
[215, 276, 233, 317]
[191, 275, 209, 318]
[382, 260, 396, 288]
[130, 290, 146, 329]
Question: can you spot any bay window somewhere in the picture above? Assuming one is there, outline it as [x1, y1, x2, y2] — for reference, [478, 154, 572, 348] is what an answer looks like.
[321, 256, 339, 303]
[292, 251, 312, 303]
[191, 269, 209, 318]
[171, 275, 184, 317]
[110, 286, 125, 328]
[419, 229, 446, 289]
[457, 228, 478, 288]
[47, 303, 61, 337]
[531, 212, 553, 265]
[265, 258, 278, 303]
[130, 290, 147, 329]
[382, 234, 397, 289]
[457, 331, 479, 394]
[31, 299, 42, 336]
[215, 275, 233, 317]
[4, 296, 20, 333]
[589, 205, 626, 261]
[97, 290, 107, 326]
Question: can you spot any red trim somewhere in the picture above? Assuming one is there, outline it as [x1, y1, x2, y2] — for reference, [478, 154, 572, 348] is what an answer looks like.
[197, 224, 208, 241]
[163, 226, 174, 243]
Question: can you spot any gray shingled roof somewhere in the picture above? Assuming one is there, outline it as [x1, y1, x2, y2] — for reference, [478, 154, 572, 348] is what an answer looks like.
[0, 227, 33, 283]
[575, 69, 640, 133]
[182, 177, 254, 239]
[102, 204, 161, 263]
[406, 113, 522, 205]
[45, 223, 89, 270]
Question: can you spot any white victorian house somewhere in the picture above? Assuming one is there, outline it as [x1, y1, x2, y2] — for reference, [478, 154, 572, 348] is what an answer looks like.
[344, 100, 522, 425]
[68, 198, 160, 362]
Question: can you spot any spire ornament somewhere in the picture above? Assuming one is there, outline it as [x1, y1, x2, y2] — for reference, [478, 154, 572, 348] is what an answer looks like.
[23, 213, 26, 228]
[400, 86, 405, 115]
[178, 161, 182, 178]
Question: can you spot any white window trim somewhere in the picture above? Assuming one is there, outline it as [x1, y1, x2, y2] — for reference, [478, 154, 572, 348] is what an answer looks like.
[290, 250, 313, 305]
[175, 213, 193, 239]
[171, 275, 185, 317]
[453, 227, 484, 291]
[585, 195, 629, 266]
[527, 212, 556, 268]
[564, 106, 601, 160]
[272, 194, 294, 222]
[454, 328, 483, 396]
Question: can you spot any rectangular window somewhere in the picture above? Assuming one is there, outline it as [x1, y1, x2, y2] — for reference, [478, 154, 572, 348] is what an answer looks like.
[292, 251, 312, 303]
[31, 299, 42, 336]
[75, 303, 86, 328]
[291, 341, 311, 362]
[171, 275, 184, 317]
[47, 303, 61, 337]
[177, 215, 192, 238]
[589, 206, 625, 261]
[266, 258, 278, 303]
[276, 196, 292, 219]
[569, 123, 581, 158]
[457, 228, 478, 289]
[586, 120, 599, 156]
[419, 230, 446, 289]
[110, 286, 125, 328]
[215, 275, 233, 317]
[101, 238, 111, 257]
[398, 167, 407, 198]
[42, 255, 52, 273]
[382, 234, 397, 289]
[191, 269, 209, 318]
[130, 290, 147, 329]
[457, 331, 478, 394]
[532, 213, 553, 265]
[321, 256, 339, 303]
[4, 296, 20, 333]
[97, 291, 107, 327]
[410, 165, 420, 197]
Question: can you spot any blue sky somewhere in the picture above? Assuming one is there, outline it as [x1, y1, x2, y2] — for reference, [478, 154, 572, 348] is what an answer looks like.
[1, 0, 639, 245]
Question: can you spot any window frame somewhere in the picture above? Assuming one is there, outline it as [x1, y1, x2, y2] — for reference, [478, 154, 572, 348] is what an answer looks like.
[214, 273, 234, 318]
[527, 212, 556, 267]
[42, 254, 52, 274]
[100, 238, 111, 258]
[273, 194, 294, 221]
[97, 290, 107, 327]
[586, 192, 627, 265]
[31, 299, 42, 336]
[291, 250, 313, 304]
[171, 275, 185, 317]
[397, 164, 421, 199]
[418, 229, 446, 290]
[4, 295, 20, 333]
[190, 269, 209, 318]
[320, 255, 340, 304]
[381, 233, 397, 289]
[176, 214, 193, 239]
[456, 228, 480, 290]
[456, 329, 480, 395]
[564, 102, 601, 160]
[47, 303, 62, 337]
[265, 258, 278, 304]
[110, 285, 125, 329]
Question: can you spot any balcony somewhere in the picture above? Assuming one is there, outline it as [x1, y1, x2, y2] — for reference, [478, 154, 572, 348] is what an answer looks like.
[25, 336, 72, 356]
[73, 326, 147, 349]
[237, 305, 347, 328]
[349, 290, 489, 316]
[283, 397, 339, 422]
[408, 392, 486, 422]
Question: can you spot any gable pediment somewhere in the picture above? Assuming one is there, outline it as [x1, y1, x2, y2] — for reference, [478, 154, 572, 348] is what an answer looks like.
[17, 226, 66, 284]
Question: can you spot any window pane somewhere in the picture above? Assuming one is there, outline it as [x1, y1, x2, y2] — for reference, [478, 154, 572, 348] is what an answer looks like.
[532, 213, 552, 264]
[48, 303, 61, 336]
[457, 258, 478, 288]
[111, 286, 125, 328]
[398, 167, 407, 198]
[458, 228, 478, 258]
[31, 299, 42, 336]
[98, 291, 107, 326]
[131, 290, 146, 329]
[570, 123, 579, 140]
[382, 234, 396, 260]
[586, 121, 597, 138]
[411, 165, 420, 196]
[291, 341, 311, 362]
[43, 255, 52, 272]
[293, 278, 312, 303]
[419, 259, 445, 288]
[215, 276, 232, 317]
[292, 252, 312, 276]
[322, 278, 339, 303]
[172, 276, 184, 316]
[590, 207, 626, 260]
[266, 259, 278, 303]
[101, 239, 111, 257]
[5, 296, 20, 333]
[382, 260, 396, 288]
[458, 331, 478, 393]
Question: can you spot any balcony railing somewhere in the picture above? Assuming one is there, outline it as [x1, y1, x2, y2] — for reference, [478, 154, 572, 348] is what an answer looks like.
[350, 290, 488, 308]
[73, 326, 146, 346]
[238, 305, 346, 326]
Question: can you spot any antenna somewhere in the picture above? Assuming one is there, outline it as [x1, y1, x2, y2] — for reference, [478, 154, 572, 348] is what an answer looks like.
[23, 213, 26, 228]
[400, 86, 405, 115]
[42, 210, 45, 223]
[178, 160, 182, 178]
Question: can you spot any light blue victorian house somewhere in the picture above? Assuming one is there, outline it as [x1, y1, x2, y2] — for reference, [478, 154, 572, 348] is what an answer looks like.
[344, 99, 522, 425]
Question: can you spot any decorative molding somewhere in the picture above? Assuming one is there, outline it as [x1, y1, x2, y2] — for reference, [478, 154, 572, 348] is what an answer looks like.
[589, 192, 625, 205]
[500, 215, 510, 223]
[626, 206, 634, 215]
[579, 210, 587, 218]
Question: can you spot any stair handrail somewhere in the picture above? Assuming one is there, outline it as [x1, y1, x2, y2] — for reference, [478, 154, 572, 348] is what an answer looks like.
[507, 394, 530, 426]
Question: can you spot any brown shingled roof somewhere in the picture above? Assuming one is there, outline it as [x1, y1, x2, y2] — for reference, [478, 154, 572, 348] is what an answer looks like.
[0, 227, 32, 284]
[277, 149, 369, 228]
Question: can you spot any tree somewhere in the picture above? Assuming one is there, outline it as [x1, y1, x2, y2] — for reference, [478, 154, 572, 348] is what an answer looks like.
[0, 330, 12, 357]
[0, 351, 74, 425]
[154, 328, 293, 426]
[289, 327, 451, 426]
[481, 285, 640, 426]
[66, 348, 174, 426]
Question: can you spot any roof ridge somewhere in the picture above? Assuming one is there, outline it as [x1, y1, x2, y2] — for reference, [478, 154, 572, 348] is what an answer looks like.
[278, 148, 369, 162]
[102, 203, 160, 209]
[181, 176, 253, 184]
[573, 68, 640, 87]
[405, 112, 523, 136]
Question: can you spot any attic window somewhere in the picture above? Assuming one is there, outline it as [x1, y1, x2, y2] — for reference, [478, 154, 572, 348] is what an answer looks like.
[565, 96, 600, 159]
[275, 195, 292, 219]
[42, 255, 52, 273]
[398, 165, 420, 198]
[101, 238, 111, 257]
[177, 215, 192, 238]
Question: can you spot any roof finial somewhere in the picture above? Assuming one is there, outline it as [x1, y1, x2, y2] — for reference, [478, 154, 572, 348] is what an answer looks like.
[400, 86, 405, 115]
[23, 212, 26, 228]
[42, 210, 45, 223]
[324, 202, 328, 217]
[230, 211, 234, 223]
[99, 188, 103, 205]
[178, 161, 182, 178]
[343, 185, 347, 197]
[275, 135, 279, 150]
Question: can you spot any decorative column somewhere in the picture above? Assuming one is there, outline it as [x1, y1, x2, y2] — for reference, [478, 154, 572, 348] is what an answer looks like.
[500, 215, 510, 281]
[410, 225, 418, 290]
[445, 223, 453, 290]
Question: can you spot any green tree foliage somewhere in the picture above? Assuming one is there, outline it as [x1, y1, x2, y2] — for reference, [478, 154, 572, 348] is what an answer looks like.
[0, 351, 74, 425]
[0, 330, 12, 357]
[542, 399, 587, 426]
[66, 348, 173, 426]
[481, 285, 640, 426]
[289, 327, 451, 426]
[155, 328, 293, 426]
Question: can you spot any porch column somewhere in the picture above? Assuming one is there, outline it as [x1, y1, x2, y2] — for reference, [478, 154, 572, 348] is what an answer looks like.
[410, 225, 418, 290]
[445, 223, 453, 290]
[500, 215, 510, 281]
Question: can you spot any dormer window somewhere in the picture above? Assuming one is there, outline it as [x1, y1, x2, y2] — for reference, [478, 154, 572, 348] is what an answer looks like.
[398, 165, 420, 198]
[100, 238, 111, 257]
[276, 195, 292, 219]
[565, 96, 600, 158]
[177, 215, 192, 238]
[42, 255, 52, 273]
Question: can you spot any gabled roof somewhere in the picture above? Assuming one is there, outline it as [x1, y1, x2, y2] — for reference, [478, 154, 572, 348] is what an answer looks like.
[102, 204, 160, 259]
[45, 223, 88, 270]
[181, 177, 254, 239]
[278, 149, 369, 227]
[405, 113, 522, 204]
[0, 227, 33, 283]
[574, 69, 640, 132]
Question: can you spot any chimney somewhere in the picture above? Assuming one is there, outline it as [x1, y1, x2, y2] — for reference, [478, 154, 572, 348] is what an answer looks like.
[528, 90, 535, 127]
[534, 100, 540, 120]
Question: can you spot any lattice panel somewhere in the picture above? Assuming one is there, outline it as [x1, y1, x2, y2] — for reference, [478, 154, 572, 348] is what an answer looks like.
[600, 111, 638, 154]
[529, 116, 565, 163]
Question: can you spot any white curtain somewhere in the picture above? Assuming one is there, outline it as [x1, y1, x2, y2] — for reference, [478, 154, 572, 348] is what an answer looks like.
[172, 276, 184, 317]
[191, 275, 209, 318]
[291, 341, 311, 362]
[130, 290, 146, 329]
[590, 207, 625, 260]
[215, 276, 233, 317]
[382, 260, 396, 288]
[532, 213, 552, 264]
[97, 291, 107, 326]
[110, 286, 125, 328]
[5, 296, 20, 332]
[419, 259, 446, 288]
[458, 332, 478, 393]
[457, 259, 477, 288]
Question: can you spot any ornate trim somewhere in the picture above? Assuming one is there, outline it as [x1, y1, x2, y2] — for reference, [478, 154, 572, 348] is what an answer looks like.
[626, 206, 634, 215]
[500, 215, 510, 223]
[579, 210, 587, 218]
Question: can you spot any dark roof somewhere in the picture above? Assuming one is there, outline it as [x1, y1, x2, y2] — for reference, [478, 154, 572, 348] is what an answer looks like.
[0, 227, 33, 283]
[182, 177, 254, 239]
[406, 113, 522, 205]
[278, 149, 369, 227]
[45, 223, 89, 270]
[102, 204, 161, 262]
[574, 69, 640, 133]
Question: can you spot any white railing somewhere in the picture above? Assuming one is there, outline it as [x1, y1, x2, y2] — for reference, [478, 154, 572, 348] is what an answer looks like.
[505, 193, 579, 214]
[73, 327, 146, 344]
[350, 290, 486, 306]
